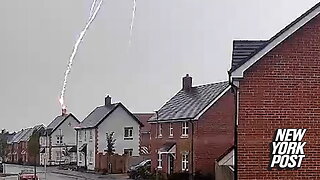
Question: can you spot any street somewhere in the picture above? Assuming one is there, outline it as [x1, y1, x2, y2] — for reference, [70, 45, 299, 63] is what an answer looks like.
[1, 164, 129, 180]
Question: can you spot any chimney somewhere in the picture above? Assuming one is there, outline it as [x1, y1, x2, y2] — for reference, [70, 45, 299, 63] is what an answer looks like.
[182, 74, 192, 91]
[105, 95, 111, 106]
[62, 108, 67, 116]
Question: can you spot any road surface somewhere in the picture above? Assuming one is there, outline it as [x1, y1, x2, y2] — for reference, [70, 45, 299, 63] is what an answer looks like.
[2, 164, 129, 180]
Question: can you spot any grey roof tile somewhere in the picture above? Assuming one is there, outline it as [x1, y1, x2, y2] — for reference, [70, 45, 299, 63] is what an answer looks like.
[149, 81, 230, 121]
[231, 40, 267, 71]
[47, 115, 68, 130]
[79, 104, 118, 129]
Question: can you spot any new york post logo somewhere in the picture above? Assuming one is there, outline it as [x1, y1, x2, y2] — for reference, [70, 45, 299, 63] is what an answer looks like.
[269, 129, 307, 169]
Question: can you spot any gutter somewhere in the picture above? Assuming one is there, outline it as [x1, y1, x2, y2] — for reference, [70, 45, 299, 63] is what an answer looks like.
[229, 71, 239, 180]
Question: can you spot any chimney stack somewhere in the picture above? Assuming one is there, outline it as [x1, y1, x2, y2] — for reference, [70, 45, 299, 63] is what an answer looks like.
[105, 95, 111, 106]
[182, 74, 192, 91]
[62, 108, 67, 116]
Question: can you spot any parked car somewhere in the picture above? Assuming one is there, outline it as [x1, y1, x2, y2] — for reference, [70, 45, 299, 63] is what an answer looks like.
[18, 170, 39, 180]
[128, 159, 151, 179]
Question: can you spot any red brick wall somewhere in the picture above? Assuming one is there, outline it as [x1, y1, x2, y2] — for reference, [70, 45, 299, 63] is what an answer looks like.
[237, 15, 320, 179]
[150, 91, 234, 175]
[194, 90, 234, 175]
[150, 121, 192, 173]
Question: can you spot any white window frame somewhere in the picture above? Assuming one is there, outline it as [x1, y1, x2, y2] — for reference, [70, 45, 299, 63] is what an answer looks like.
[157, 153, 162, 169]
[158, 124, 162, 138]
[182, 153, 189, 171]
[124, 127, 133, 140]
[89, 150, 93, 164]
[182, 122, 189, 137]
[169, 123, 173, 137]
[89, 130, 93, 141]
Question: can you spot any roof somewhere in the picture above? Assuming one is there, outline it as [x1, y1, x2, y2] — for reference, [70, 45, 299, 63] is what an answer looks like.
[134, 113, 153, 132]
[8, 130, 24, 144]
[12, 129, 30, 143]
[216, 145, 235, 162]
[20, 125, 44, 142]
[230, 2, 320, 77]
[149, 81, 230, 122]
[79, 103, 143, 129]
[231, 40, 267, 71]
[46, 113, 79, 134]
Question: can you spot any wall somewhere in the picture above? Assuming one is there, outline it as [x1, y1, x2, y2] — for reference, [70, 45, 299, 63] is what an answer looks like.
[194, 91, 234, 175]
[49, 115, 79, 165]
[150, 121, 193, 174]
[237, 14, 320, 179]
[77, 128, 96, 170]
[97, 106, 140, 156]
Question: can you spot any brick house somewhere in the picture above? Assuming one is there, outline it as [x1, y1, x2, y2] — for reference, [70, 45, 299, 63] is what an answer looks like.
[149, 74, 234, 176]
[229, 2, 320, 179]
[76, 95, 143, 171]
[6, 125, 44, 165]
[134, 113, 153, 155]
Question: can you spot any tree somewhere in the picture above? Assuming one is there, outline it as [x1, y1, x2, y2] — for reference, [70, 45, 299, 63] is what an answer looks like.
[28, 131, 40, 179]
[106, 132, 116, 155]
[0, 129, 9, 161]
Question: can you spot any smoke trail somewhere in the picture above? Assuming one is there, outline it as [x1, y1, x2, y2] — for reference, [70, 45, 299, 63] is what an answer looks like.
[129, 0, 137, 45]
[59, 0, 104, 108]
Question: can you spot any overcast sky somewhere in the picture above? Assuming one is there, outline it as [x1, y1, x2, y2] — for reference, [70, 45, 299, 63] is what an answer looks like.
[0, 0, 318, 131]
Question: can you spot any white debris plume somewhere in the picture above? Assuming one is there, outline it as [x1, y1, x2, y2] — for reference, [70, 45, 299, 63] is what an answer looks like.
[59, 0, 103, 109]
[129, 0, 137, 45]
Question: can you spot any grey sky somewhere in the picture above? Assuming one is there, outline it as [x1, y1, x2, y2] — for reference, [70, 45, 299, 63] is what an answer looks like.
[0, 0, 318, 131]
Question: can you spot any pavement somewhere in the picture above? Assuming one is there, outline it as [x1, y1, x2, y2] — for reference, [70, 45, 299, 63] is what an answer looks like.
[51, 169, 130, 180]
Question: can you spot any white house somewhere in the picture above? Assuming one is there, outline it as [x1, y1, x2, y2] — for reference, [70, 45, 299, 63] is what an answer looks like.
[39, 109, 80, 166]
[76, 95, 143, 170]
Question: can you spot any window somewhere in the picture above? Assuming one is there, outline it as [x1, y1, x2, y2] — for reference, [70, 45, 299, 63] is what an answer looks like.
[89, 150, 93, 164]
[158, 124, 162, 137]
[84, 131, 87, 141]
[79, 131, 82, 142]
[89, 130, 93, 140]
[182, 153, 189, 171]
[169, 123, 173, 137]
[124, 127, 133, 140]
[124, 149, 133, 156]
[182, 122, 189, 137]
[79, 153, 82, 162]
[56, 135, 63, 144]
[157, 153, 162, 169]
[56, 151, 62, 160]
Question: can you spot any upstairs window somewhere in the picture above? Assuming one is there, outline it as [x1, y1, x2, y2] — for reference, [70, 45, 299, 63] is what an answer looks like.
[124, 127, 133, 140]
[56, 135, 63, 144]
[84, 131, 87, 141]
[89, 130, 93, 141]
[182, 122, 189, 137]
[169, 123, 173, 137]
[158, 124, 162, 137]
[79, 131, 82, 142]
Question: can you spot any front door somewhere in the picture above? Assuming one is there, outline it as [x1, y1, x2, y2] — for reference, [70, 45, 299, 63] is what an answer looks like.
[168, 154, 174, 174]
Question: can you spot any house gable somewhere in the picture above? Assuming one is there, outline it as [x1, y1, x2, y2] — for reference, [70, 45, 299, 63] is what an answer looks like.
[231, 2, 320, 79]
[96, 105, 140, 156]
